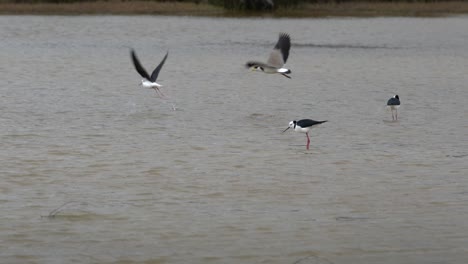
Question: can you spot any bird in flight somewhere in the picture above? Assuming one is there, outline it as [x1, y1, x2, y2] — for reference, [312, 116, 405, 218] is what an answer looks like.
[246, 33, 292, 79]
[131, 49, 168, 98]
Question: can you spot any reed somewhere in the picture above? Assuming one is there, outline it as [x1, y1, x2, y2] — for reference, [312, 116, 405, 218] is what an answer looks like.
[1, 0, 468, 16]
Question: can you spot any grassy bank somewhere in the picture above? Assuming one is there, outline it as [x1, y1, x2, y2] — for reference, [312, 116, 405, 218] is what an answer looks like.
[1, 1, 468, 17]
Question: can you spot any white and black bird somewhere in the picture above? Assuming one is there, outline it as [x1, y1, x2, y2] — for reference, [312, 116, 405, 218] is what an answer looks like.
[246, 33, 291, 79]
[131, 49, 168, 98]
[387, 95, 400, 120]
[282, 119, 327, 150]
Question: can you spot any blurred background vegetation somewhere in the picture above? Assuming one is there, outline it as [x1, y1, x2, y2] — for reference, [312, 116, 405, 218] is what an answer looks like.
[1, 0, 466, 17]
[0, 0, 460, 6]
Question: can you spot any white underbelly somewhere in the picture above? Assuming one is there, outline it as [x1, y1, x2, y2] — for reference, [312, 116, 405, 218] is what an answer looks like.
[142, 81, 162, 89]
[295, 127, 310, 133]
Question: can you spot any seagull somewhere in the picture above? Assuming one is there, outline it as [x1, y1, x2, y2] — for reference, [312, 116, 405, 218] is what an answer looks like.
[387, 95, 400, 120]
[246, 33, 291, 79]
[282, 119, 327, 150]
[130, 49, 168, 98]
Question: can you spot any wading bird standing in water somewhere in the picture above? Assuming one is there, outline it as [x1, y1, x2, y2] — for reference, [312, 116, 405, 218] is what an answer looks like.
[387, 95, 400, 120]
[130, 49, 168, 98]
[246, 33, 291, 79]
[283, 119, 327, 150]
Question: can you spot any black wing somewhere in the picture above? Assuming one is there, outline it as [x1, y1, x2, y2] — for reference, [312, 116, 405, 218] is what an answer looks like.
[297, 119, 327, 128]
[150, 51, 169, 82]
[131, 49, 151, 81]
[387, 98, 400, 106]
[273, 33, 291, 64]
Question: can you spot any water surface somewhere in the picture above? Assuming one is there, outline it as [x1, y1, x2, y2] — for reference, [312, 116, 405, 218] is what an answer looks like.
[1, 15, 468, 264]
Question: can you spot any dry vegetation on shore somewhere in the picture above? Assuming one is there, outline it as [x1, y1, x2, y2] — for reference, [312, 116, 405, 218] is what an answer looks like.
[1, 1, 468, 17]
[277, 1, 468, 17]
[0, 1, 223, 15]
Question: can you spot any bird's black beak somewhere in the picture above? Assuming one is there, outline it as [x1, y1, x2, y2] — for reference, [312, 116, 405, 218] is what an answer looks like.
[282, 127, 290, 133]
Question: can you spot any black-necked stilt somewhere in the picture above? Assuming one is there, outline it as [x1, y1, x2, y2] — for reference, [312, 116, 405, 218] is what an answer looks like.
[282, 119, 327, 150]
[246, 33, 291, 79]
[130, 49, 168, 98]
[387, 95, 400, 120]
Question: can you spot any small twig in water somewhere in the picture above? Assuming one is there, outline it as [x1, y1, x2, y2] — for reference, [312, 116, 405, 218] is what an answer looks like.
[42, 201, 77, 218]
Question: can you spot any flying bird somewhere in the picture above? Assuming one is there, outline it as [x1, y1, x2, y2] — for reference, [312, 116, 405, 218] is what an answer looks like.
[283, 119, 327, 150]
[387, 95, 400, 120]
[131, 49, 168, 98]
[246, 33, 291, 79]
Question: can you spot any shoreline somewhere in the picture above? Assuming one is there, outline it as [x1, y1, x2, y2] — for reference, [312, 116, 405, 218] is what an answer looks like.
[1, 1, 468, 17]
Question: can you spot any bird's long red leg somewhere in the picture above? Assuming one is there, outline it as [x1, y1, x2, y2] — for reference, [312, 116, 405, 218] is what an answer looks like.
[306, 133, 310, 150]
[153, 88, 161, 97]
[157, 88, 167, 99]
[153, 88, 167, 99]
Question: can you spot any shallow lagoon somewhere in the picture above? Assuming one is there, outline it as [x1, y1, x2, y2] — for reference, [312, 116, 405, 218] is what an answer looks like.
[1, 16, 468, 263]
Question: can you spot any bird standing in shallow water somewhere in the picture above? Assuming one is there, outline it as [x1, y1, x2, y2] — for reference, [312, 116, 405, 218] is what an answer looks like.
[130, 49, 168, 98]
[246, 33, 292, 79]
[387, 95, 400, 120]
[283, 119, 327, 150]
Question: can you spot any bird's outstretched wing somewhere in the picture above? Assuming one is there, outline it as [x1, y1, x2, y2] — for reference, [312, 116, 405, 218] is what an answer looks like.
[150, 51, 169, 82]
[131, 49, 151, 81]
[267, 33, 290, 67]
